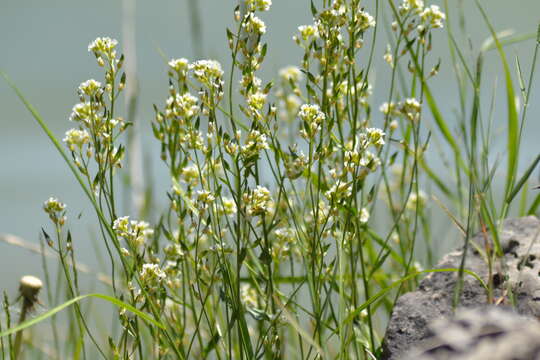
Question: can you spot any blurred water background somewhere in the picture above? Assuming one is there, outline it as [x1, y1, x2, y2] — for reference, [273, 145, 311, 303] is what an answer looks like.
[1, 0, 539, 302]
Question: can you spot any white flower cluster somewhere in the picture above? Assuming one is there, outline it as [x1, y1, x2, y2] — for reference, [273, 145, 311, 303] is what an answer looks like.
[285, 151, 308, 179]
[88, 37, 118, 54]
[243, 13, 267, 35]
[296, 24, 319, 42]
[298, 104, 325, 139]
[398, 1, 445, 30]
[246, 0, 272, 12]
[191, 59, 224, 89]
[113, 216, 154, 248]
[88, 37, 119, 67]
[78, 79, 103, 97]
[241, 284, 260, 308]
[241, 129, 269, 158]
[140, 263, 166, 287]
[168, 58, 189, 73]
[196, 190, 216, 211]
[420, 5, 445, 29]
[69, 101, 101, 124]
[63, 128, 90, 151]
[247, 91, 267, 112]
[359, 207, 370, 224]
[279, 66, 303, 83]
[325, 182, 352, 202]
[363, 128, 386, 147]
[341, 128, 385, 176]
[243, 185, 273, 216]
[165, 92, 200, 120]
[356, 10, 376, 31]
[181, 164, 200, 186]
[380, 98, 421, 121]
[43, 197, 67, 226]
[399, 0, 424, 14]
[219, 197, 237, 217]
[400, 98, 422, 121]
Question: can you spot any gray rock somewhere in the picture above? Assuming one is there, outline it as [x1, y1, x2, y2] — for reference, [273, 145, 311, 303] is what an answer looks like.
[406, 307, 540, 360]
[382, 216, 540, 359]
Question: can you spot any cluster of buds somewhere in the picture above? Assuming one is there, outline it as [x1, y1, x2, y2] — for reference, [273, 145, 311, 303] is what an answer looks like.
[43, 197, 67, 226]
[380, 98, 422, 122]
[243, 185, 273, 217]
[240, 129, 270, 161]
[231, 0, 272, 123]
[284, 149, 308, 179]
[272, 227, 301, 261]
[395, 1, 446, 42]
[298, 104, 325, 139]
[139, 263, 166, 289]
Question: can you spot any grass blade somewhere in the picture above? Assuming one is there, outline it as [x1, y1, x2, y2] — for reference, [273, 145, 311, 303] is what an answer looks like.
[475, 1, 519, 207]
[0, 293, 165, 338]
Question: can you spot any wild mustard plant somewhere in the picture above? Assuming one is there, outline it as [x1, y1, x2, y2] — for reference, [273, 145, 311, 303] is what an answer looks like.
[22, 0, 447, 356]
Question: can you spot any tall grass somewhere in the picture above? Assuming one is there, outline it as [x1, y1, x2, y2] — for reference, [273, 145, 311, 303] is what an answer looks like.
[1, 0, 539, 359]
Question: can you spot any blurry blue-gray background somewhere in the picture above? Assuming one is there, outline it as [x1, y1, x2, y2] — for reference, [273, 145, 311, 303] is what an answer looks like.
[1, 0, 539, 293]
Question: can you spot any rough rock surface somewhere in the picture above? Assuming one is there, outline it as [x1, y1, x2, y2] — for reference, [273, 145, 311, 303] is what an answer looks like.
[406, 307, 540, 360]
[382, 216, 540, 360]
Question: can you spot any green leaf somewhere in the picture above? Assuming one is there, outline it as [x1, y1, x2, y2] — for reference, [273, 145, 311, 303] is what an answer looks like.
[476, 0, 519, 203]
[506, 153, 540, 203]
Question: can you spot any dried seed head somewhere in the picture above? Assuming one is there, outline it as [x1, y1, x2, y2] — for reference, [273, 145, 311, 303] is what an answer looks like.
[19, 275, 43, 304]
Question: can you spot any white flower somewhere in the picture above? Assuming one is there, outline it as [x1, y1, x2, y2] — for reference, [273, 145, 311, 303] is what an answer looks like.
[244, 185, 273, 216]
[88, 37, 118, 53]
[279, 66, 303, 83]
[78, 79, 102, 96]
[140, 263, 166, 284]
[63, 128, 90, 151]
[399, 98, 422, 121]
[167, 93, 199, 119]
[357, 10, 376, 31]
[168, 58, 189, 72]
[420, 5, 446, 29]
[43, 197, 66, 214]
[191, 60, 224, 88]
[247, 91, 267, 112]
[399, 0, 424, 14]
[325, 182, 352, 201]
[246, 0, 272, 12]
[220, 197, 237, 216]
[196, 190, 216, 210]
[241, 130, 269, 158]
[180, 164, 200, 185]
[299, 104, 325, 138]
[297, 25, 319, 41]
[113, 216, 154, 247]
[406, 190, 427, 210]
[359, 208, 370, 224]
[365, 128, 386, 146]
[239, 75, 262, 91]
[379, 101, 397, 116]
[384, 45, 394, 68]
[69, 102, 100, 123]
[243, 13, 266, 35]
[43, 197, 67, 225]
